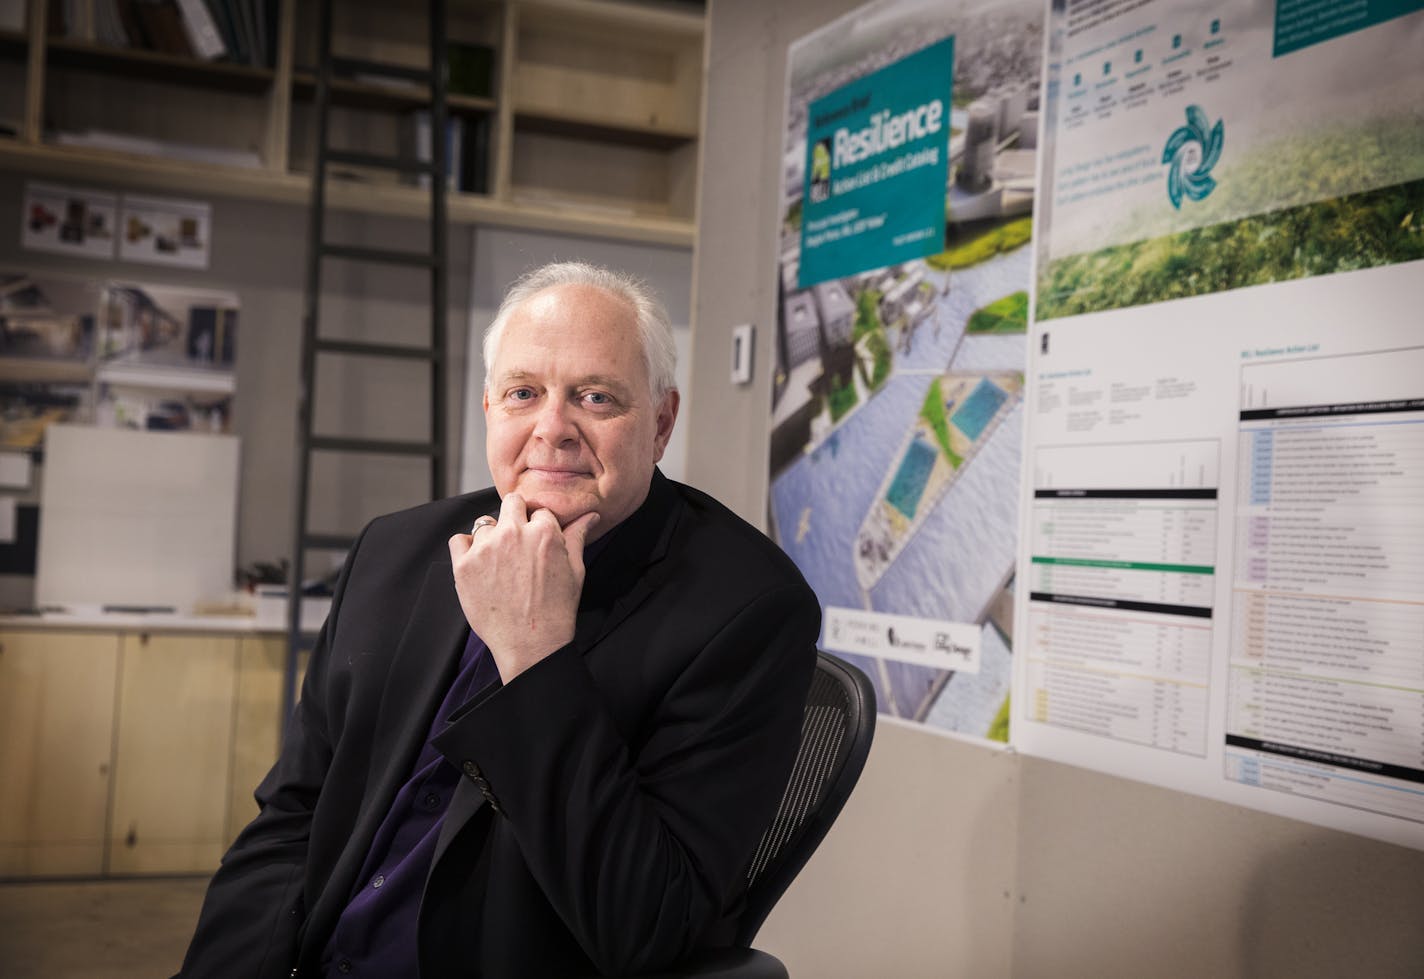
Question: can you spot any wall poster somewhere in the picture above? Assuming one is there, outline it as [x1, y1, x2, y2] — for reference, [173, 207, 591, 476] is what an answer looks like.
[769, 0, 1045, 741]
[1015, 0, 1424, 849]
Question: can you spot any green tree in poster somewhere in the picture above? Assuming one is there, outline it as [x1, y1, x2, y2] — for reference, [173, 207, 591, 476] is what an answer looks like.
[811, 141, 831, 183]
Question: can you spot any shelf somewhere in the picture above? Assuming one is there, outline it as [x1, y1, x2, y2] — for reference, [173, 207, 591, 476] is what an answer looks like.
[46, 40, 276, 93]
[0, 138, 299, 197]
[0, 356, 93, 385]
[0, 139, 693, 246]
[517, 0, 704, 40]
[513, 108, 695, 149]
[291, 71, 496, 115]
[96, 362, 236, 395]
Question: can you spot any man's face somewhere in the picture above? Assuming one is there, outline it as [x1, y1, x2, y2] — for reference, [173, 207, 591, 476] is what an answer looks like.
[483, 283, 678, 537]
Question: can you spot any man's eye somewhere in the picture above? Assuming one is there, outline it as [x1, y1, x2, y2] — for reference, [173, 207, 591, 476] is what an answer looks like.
[584, 391, 612, 406]
[509, 388, 535, 402]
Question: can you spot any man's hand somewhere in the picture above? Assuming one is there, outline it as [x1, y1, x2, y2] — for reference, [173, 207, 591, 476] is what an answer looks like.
[448, 493, 599, 682]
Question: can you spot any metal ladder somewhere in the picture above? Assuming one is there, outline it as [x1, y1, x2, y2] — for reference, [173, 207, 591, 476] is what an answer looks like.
[284, 0, 451, 727]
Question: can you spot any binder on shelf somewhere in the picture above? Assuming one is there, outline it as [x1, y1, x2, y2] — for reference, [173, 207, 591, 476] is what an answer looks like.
[227, 0, 264, 67]
[197, 0, 235, 62]
[174, 0, 225, 60]
[62, 0, 95, 41]
[133, 0, 195, 58]
[410, 111, 463, 192]
[462, 114, 490, 195]
[403, 112, 489, 194]
[46, 0, 65, 36]
[93, 0, 134, 46]
[114, 0, 146, 47]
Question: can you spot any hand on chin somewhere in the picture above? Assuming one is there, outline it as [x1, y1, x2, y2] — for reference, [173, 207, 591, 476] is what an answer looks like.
[514, 480, 598, 529]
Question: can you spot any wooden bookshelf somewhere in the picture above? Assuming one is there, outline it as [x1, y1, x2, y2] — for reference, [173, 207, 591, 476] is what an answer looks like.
[0, 0, 705, 246]
[46, 38, 277, 92]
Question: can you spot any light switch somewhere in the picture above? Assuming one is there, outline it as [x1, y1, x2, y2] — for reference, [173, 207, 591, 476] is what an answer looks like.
[731, 323, 754, 384]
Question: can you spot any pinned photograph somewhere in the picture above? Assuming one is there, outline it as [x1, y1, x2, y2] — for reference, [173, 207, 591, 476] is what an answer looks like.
[118, 194, 212, 269]
[21, 182, 118, 260]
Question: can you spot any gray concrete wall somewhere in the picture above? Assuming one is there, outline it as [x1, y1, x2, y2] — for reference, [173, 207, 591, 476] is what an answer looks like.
[686, 1, 1424, 976]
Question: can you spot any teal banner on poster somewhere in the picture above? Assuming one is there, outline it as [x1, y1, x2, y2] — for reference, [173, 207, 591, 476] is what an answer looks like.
[799, 36, 954, 288]
[1273, 0, 1424, 56]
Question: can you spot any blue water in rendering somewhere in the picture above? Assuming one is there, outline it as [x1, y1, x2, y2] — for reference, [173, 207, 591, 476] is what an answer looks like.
[895, 248, 1032, 371]
[886, 436, 937, 519]
[770, 372, 932, 611]
[769, 246, 1030, 727]
[951, 377, 1009, 441]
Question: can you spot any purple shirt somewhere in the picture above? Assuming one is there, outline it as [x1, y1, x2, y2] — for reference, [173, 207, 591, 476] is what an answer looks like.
[321, 630, 500, 978]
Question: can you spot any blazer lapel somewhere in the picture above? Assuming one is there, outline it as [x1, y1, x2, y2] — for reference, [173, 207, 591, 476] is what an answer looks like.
[571, 469, 682, 653]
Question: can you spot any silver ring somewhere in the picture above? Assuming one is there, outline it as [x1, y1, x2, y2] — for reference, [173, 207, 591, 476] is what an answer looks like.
[472, 515, 497, 534]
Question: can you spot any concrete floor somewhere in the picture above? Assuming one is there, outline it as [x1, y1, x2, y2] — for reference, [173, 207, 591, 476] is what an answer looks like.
[0, 876, 208, 978]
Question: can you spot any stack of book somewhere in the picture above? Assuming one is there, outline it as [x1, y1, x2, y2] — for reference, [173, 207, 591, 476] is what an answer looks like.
[328, 112, 490, 195]
[410, 111, 491, 196]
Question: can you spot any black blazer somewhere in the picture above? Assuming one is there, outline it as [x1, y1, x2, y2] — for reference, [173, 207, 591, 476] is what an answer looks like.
[180, 471, 820, 978]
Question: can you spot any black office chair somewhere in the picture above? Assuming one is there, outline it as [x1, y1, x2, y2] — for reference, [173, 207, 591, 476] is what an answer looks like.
[652, 650, 877, 978]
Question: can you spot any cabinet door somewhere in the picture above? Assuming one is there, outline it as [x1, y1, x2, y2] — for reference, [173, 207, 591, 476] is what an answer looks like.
[109, 633, 238, 875]
[0, 630, 119, 878]
[226, 637, 313, 846]
[226, 635, 286, 845]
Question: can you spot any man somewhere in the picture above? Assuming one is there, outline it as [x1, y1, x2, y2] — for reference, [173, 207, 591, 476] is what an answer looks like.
[180, 262, 821, 978]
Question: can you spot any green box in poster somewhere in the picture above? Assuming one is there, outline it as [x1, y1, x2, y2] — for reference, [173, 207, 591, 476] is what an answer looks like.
[799, 36, 954, 289]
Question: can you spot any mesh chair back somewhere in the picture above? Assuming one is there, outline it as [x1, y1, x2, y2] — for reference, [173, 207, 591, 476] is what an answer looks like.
[735, 651, 876, 945]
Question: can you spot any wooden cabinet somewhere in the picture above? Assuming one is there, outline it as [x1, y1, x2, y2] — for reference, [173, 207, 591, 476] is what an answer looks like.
[0, 626, 289, 879]
[108, 632, 238, 875]
[226, 635, 287, 844]
[0, 630, 119, 877]
[0, 0, 704, 245]
[502, 0, 702, 225]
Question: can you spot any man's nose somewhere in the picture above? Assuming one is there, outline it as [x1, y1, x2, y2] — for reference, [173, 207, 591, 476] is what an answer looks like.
[532, 397, 579, 444]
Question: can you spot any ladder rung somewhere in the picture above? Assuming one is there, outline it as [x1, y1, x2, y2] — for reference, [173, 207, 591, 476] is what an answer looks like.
[331, 56, 431, 85]
[315, 338, 437, 361]
[326, 148, 436, 176]
[321, 244, 436, 268]
[310, 436, 441, 457]
[302, 533, 356, 551]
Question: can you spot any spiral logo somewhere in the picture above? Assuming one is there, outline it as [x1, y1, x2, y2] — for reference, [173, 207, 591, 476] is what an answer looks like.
[1162, 106, 1224, 209]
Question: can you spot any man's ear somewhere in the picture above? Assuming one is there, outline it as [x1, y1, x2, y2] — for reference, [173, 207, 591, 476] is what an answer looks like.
[651, 390, 680, 462]
[482, 387, 490, 415]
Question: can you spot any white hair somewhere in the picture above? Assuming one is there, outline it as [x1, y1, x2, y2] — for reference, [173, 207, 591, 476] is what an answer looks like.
[482, 261, 677, 400]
